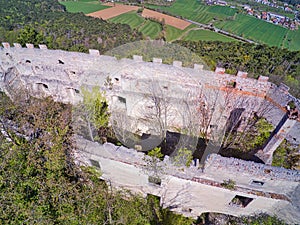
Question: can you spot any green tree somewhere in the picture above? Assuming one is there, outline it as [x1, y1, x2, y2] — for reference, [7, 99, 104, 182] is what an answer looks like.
[172, 148, 193, 167]
[0, 92, 154, 224]
[77, 86, 110, 142]
[143, 147, 165, 185]
[17, 25, 44, 46]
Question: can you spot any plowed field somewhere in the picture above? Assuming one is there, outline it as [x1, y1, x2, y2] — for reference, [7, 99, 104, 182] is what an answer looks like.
[87, 3, 139, 20]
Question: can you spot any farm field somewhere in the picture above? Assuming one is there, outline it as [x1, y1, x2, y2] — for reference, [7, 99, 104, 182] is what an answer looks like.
[214, 14, 288, 48]
[87, 4, 139, 20]
[147, 0, 300, 51]
[141, 8, 191, 30]
[60, 0, 300, 50]
[108, 12, 161, 38]
[147, 0, 237, 24]
[59, 0, 109, 14]
[139, 20, 162, 39]
[282, 29, 300, 51]
[109, 11, 144, 29]
[109, 12, 236, 43]
[183, 29, 237, 42]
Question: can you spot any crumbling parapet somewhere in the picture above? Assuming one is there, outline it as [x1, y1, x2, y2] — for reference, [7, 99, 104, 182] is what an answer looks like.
[75, 135, 300, 224]
[0, 45, 299, 154]
[89, 49, 100, 56]
[2, 42, 10, 49]
[13, 43, 22, 48]
[0, 45, 300, 224]
[173, 60, 182, 67]
[153, 57, 162, 64]
[38, 44, 48, 50]
[258, 75, 269, 82]
[193, 64, 203, 71]
[25, 43, 34, 49]
[236, 71, 248, 78]
[133, 55, 143, 62]
[204, 153, 300, 182]
[215, 67, 226, 74]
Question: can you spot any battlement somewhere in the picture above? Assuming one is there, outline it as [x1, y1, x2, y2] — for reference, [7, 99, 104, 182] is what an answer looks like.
[1, 42, 299, 142]
[76, 136, 300, 224]
[1, 43, 299, 224]
[0, 42, 290, 91]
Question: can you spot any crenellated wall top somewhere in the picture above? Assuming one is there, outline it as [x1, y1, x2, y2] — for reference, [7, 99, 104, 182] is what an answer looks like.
[1, 42, 299, 112]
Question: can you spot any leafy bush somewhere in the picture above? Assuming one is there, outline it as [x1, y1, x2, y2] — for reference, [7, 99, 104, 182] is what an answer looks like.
[221, 179, 236, 190]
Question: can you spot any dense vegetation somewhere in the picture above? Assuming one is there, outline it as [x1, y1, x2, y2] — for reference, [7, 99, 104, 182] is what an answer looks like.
[0, 90, 291, 224]
[272, 139, 300, 170]
[177, 40, 300, 97]
[0, 91, 195, 224]
[0, 0, 143, 53]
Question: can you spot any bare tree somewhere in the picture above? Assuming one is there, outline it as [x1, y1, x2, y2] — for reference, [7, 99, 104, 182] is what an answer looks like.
[111, 110, 140, 148]
[142, 81, 173, 140]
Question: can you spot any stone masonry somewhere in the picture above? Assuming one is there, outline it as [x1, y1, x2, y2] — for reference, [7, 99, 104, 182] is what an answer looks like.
[0, 43, 299, 223]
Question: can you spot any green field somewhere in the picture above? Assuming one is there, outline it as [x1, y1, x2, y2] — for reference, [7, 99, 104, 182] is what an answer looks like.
[282, 29, 300, 51]
[147, 0, 237, 24]
[109, 12, 162, 39]
[147, 0, 300, 51]
[139, 20, 162, 39]
[183, 29, 237, 42]
[108, 10, 237, 42]
[215, 14, 287, 47]
[59, 0, 109, 14]
[109, 11, 144, 29]
[165, 25, 197, 42]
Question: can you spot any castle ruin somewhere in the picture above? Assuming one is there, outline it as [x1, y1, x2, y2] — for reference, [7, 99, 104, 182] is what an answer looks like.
[0, 42, 299, 224]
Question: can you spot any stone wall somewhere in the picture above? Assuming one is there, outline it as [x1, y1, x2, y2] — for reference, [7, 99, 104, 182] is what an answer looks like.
[1, 43, 299, 223]
[75, 136, 300, 224]
[1, 43, 299, 145]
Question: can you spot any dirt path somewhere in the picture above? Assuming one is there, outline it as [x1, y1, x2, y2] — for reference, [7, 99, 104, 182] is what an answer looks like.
[171, 27, 201, 42]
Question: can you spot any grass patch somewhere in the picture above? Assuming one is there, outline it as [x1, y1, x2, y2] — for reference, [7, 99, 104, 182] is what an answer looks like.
[165, 24, 196, 42]
[109, 11, 144, 29]
[282, 29, 300, 51]
[183, 29, 237, 42]
[139, 20, 162, 39]
[59, 0, 110, 14]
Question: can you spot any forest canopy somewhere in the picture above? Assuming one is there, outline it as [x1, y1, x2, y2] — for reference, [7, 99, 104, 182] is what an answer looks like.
[177, 40, 300, 98]
[0, 0, 143, 52]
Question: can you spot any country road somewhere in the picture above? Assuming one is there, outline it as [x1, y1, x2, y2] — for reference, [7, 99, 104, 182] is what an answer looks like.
[185, 19, 256, 44]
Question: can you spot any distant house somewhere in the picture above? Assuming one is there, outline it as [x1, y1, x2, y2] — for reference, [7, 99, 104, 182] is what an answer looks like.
[205, 0, 214, 5]
[261, 11, 268, 20]
[285, 7, 293, 12]
[215, 0, 227, 6]
[290, 22, 296, 30]
[243, 5, 251, 10]
[268, 12, 285, 20]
